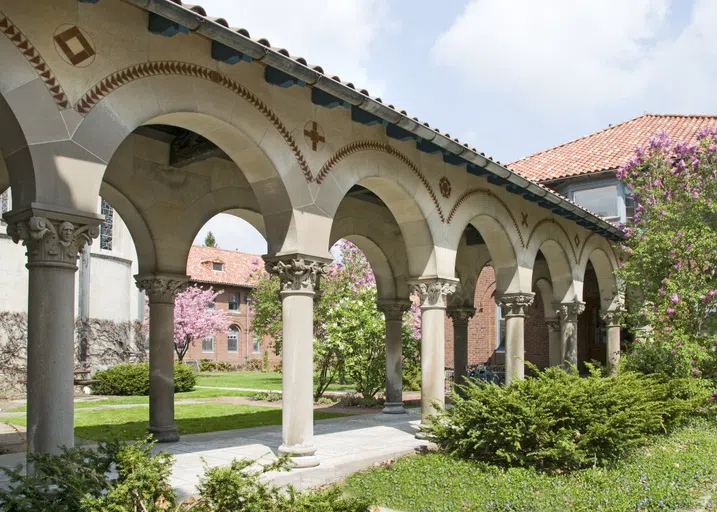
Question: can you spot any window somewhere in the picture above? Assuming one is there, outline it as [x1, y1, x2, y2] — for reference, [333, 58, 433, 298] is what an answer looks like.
[227, 327, 239, 352]
[212, 262, 224, 272]
[100, 198, 114, 250]
[495, 305, 506, 352]
[253, 335, 262, 354]
[207, 301, 215, 310]
[202, 336, 214, 353]
[228, 293, 239, 311]
[572, 185, 618, 219]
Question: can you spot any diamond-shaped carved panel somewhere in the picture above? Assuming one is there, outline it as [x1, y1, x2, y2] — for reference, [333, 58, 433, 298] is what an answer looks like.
[53, 25, 95, 68]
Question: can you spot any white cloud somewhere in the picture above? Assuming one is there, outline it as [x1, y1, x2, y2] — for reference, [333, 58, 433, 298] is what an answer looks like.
[197, 0, 394, 97]
[193, 213, 267, 255]
[432, 0, 717, 116]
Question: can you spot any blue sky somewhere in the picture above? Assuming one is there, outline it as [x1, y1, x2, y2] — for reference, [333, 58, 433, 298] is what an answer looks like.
[192, 0, 716, 253]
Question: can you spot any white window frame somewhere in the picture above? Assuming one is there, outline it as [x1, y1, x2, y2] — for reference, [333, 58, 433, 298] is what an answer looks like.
[565, 177, 626, 224]
[252, 335, 262, 354]
[228, 293, 239, 311]
[202, 336, 214, 353]
[212, 262, 224, 272]
[227, 327, 239, 353]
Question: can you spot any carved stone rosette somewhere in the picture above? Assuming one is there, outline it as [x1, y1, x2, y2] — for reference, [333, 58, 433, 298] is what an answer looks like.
[377, 300, 411, 321]
[555, 300, 586, 322]
[496, 292, 535, 317]
[545, 318, 561, 332]
[135, 275, 189, 304]
[601, 309, 624, 328]
[447, 306, 476, 325]
[7, 216, 99, 267]
[266, 258, 330, 293]
[410, 279, 457, 309]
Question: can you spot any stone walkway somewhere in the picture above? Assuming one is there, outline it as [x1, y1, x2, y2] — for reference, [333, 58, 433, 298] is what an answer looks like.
[0, 411, 427, 500]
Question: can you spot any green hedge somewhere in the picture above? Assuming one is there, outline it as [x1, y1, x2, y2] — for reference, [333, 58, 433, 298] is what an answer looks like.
[91, 362, 196, 396]
[428, 365, 714, 471]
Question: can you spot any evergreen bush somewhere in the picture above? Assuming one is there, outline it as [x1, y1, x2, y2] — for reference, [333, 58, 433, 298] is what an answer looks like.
[199, 359, 218, 372]
[91, 362, 196, 395]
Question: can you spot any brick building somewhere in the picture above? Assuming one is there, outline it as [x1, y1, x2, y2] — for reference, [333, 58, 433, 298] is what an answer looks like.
[182, 246, 279, 367]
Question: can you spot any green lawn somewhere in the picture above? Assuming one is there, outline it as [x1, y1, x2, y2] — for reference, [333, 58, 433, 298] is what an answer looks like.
[342, 420, 717, 512]
[3, 388, 257, 413]
[196, 371, 355, 392]
[4, 403, 348, 442]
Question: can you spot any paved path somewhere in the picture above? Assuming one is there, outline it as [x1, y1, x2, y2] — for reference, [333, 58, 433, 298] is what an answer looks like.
[0, 412, 427, 500]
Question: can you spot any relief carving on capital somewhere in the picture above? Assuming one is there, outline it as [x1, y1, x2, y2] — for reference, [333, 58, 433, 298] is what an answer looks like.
[496, 293, 535, 317]
[266, 258, 329, 293]
[377, 301, 411, 321]
[554, 300, 586, 322]
[135, 276, 188, 304]
[447, 306, 476, 324]
[7, 216, 99, 266]
[410, 280, 457, 309]
[601, 309, 624, 328]
[545, 318, 561, 332]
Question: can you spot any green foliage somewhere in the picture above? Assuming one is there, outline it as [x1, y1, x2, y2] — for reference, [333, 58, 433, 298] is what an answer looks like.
[91, 362, 195, 395]
[204, 231, 217, 248]
[344, 420, 717, 512]
[0, 438, 175, 511]
[251, 391, 281, 402]
[428, 365, 714, 471]
[200, 359, 218, 372]
[262, 350, 269, 372]
[216, 361, 234, 372]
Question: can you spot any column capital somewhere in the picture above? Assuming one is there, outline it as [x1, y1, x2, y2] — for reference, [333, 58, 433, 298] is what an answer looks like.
[135, 274, 189, 304]
[6, 214, 100, 268]
[545, 317, 561, 332]
[601, 309, 624, 327]
[264, 255, 331, 293]
[409, 279, 457, 309]
[554, 299, 586, 322]
[447, 306, 476, 324]
[377, 300, 411, 321]
[495, 292, 534, 317]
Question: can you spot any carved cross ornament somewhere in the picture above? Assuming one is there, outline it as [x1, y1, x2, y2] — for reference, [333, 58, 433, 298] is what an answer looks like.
[495, 293, 535, 317]
[410, 279, 457, 309]
[447, 306, 476, 325]
[266, 258, 330, 293]
[377, 301, 411, 321]
[135, 276, 189, 304]
[7, 216, 99, 266]
[555, 299, 586, 322]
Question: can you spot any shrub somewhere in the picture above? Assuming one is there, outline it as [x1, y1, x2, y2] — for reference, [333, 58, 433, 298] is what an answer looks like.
[315, 396, 337, 405]
[0, 438, 174, 511]
[216, 361, 234, 372]
[402, 363, 421, 391]
[251, 391, 281, 402]
[240, 358, 263, 372]
[338, 393, 385, 408]
[262, 350, 270, 372]
[91, 362, 195, 395]
[199, 359, 218, 372]
[427, 365, 715, 471]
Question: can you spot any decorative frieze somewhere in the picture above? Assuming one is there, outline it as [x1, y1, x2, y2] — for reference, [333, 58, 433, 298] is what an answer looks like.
[266, 258, 329, 293]
[7, 216, 99, 266]
[495, 292, 535, 317]
[135, 275, 188, 304]
[410, 280, 457, 309]
[377, 300, 411, 321]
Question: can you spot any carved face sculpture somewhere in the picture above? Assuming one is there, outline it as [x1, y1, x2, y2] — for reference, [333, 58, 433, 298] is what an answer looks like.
[59, 221, 74, 243]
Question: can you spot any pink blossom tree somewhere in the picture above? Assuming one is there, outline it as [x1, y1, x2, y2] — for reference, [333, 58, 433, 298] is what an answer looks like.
[145, 285, 230, 361]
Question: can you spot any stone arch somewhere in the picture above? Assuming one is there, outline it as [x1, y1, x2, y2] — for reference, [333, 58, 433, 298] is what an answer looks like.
[577, 233, 621, 310]
[454, 238, 492, 306]
[533, 277, 556, 318]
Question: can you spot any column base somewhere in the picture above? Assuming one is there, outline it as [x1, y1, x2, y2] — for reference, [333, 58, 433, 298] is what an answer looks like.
[414, 426, 430, 440]
[148, 424, 179, 443]
[382, 402, 406, 414]
[278, 444, 320, 468]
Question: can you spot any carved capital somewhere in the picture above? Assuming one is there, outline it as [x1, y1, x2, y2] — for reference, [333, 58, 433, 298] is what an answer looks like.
[135, 275, 189, 304]
[545, 318, 561, 332]
[265, 258, 329, 293]
[377, 300, 411, 321]
[7, 216, 99, 267]
[554, 299, 586, 322]
[496, 292, 535, 317]
[447, 306, 476, 324]
[601, 309, 624, 328]
[410, 279, 457, 309]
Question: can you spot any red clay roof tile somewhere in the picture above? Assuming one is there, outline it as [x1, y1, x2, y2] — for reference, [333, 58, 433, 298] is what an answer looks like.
[186, 246, 265, 288]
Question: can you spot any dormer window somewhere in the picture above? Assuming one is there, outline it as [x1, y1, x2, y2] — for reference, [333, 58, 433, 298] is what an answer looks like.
[212, 262, 224, 272]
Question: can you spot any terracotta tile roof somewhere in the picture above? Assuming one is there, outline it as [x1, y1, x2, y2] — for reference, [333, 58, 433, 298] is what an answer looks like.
[186, 245, 264, 288]
[509, 114, 717, 182]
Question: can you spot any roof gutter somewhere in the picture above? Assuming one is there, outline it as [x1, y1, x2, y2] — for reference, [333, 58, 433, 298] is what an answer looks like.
[123, 0, 622, 241]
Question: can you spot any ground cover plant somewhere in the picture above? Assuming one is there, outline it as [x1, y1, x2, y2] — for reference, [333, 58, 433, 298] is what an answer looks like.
[2, 403, 348, 442]
[428, 365, 714, 471]
[343, 420, 717, 512]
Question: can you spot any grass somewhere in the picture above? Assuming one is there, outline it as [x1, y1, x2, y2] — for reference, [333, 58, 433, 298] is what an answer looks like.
[196, 371, 356, 392]
[342, 420, 717, 512]
[4, 403, 348, 442]
[2, 388, 257, 413]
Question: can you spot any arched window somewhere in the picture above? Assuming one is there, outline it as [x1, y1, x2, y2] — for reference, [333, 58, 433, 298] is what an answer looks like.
[228, 326, 239, 353]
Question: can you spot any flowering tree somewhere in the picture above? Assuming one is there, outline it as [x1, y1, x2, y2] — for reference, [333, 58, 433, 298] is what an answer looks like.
[616, 129, 717, 381]
[145, 285, 230, 361]
[250, 239, 420, 399]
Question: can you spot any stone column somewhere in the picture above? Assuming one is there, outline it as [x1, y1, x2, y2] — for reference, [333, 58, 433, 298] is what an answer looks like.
[135, 275, 188, 443]
[266, 256, 330, 468]
[447, 306, 476, 394]
[378, 300, 411, 414]
[555, 299, 586, 370]
[410, 279, 456, 427]
[5, 214, 100, 456]
[602, 310, 622, 374]
[495, 293, 534, 386]
[545, 317, 562, 367]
